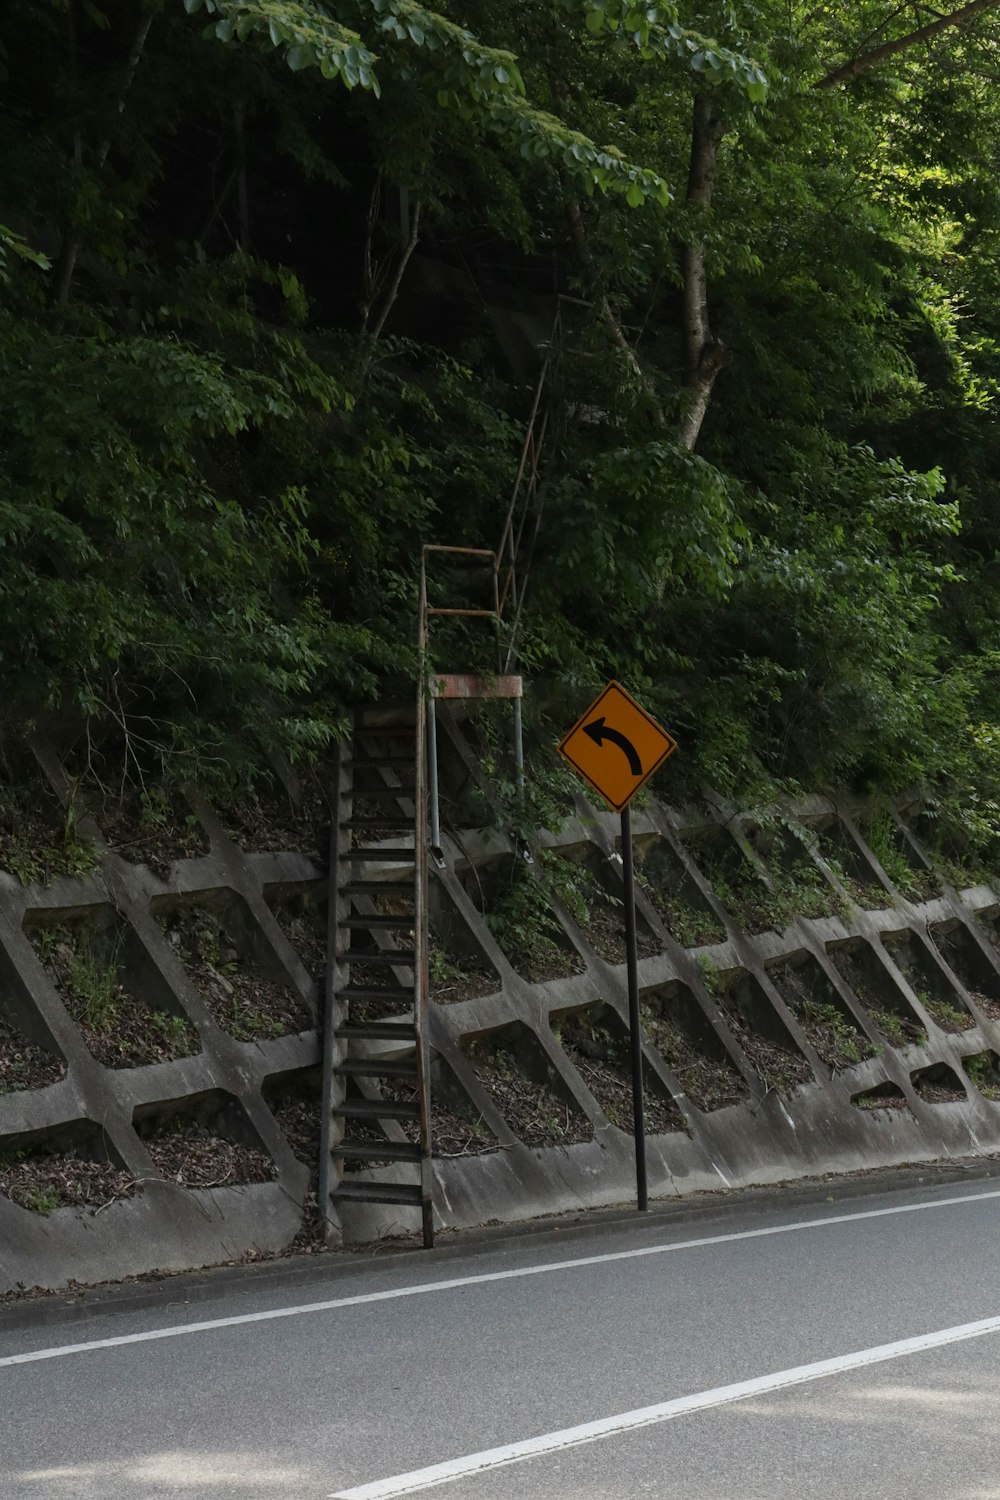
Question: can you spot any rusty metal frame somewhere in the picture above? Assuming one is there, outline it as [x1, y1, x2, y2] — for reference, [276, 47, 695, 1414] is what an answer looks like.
[318, 737, 348, 1248]
[415, 558, 435, 1247]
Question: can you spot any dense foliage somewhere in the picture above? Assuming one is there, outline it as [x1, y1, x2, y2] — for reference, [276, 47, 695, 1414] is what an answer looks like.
[4, 0, 1000, 844]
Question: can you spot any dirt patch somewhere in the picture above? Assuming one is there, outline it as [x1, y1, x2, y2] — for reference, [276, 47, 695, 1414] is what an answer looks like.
[548, 857, 661, 965]
[640, 1010, 748, 1110]
[514, 946, 586, 983]
[481, 863, 586, 984]
[161, 905, 312, 1041]
[852, 1083, 909, 1112]
[967, 989, 1000, 1022]
[221, 766, 334, 863]
[34, 923, 199, 1069]
[0, 1015, 65, 1092]
[918, 993, 975, 1033]
[268, 894, 327, 988]
[0, 773, 98, 886]
[466, 1039, 591, 1148]
[792, 1003, 875, 1069]
[142, 1123, 276, 1189]
[915, 1080, 965, 1103]
[430, 950, 499, 1004]
[718, 1004, 814, 1093]
[831, 947, 927, 1047]
[272, 1096, 321, 1163]
[96, 787, 208, 877]
[768, 963, 876, 1071]
[557, 1017, 683, 1134]
[643, 890, 726, 948]
[0, 1149, 136, 1215]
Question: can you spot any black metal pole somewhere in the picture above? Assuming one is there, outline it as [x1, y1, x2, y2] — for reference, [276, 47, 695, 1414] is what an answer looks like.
[621, 804, 648, 1211]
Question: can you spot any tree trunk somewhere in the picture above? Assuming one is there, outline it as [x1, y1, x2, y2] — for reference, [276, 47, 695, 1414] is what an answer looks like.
[52, 6, 156, 321]
[677, 91, 727, 452]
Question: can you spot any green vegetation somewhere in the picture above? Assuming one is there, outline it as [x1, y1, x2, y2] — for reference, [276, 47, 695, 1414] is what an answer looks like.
[483, 859, 579, 979]
[695, 954, 722, 998]
[965, 1052, 1000, 1101]
[6, 1, 1000, 851]
[913, 988, 973, 1034]
[867, 1005, 927, 1050]
[796, 1000, 867, 1068]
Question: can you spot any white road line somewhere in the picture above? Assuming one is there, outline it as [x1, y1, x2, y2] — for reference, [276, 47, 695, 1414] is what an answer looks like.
[3, 1184, 1000, 1370]
[329, 1312, 1000, 1499]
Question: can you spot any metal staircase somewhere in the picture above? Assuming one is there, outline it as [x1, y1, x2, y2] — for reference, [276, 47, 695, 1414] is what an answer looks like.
[318, 706, 433, 1248]
[317, 313, 565, 1250]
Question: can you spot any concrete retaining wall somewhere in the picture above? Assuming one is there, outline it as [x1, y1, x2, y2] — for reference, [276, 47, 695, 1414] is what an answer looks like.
[3, 717, 1000, 1291]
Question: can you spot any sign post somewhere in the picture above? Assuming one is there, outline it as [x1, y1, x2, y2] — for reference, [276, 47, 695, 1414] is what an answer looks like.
[557, 681, 677, 1213]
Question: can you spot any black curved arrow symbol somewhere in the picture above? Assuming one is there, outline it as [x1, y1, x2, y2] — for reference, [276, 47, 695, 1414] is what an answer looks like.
[583, 718, 643, 777]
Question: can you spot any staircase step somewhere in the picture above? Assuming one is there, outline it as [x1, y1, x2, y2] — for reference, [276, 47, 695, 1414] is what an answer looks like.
[343, 757, 415, 769]
[336, 1021, 417, 1042]
[335, 1058, 417, 1079]
[339, 882, 414, 898]
[341, 828, 416, 840]
[340, 915, 415, 930]
[344, 785, 415, 803]
[341, 848, 414, 862]
[338, 987, 413, 1005]
[333, 1181, 424, 1207]
[333, 1098, 419, 1121]
[333, 1140, 422, 1164]
[342, 949, 415, 965]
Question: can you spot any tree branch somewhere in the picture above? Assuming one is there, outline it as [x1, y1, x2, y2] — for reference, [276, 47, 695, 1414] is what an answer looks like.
[564, 193, 661, 412]
[816, 0, 1000, 88]
[367, 198, 421, 346]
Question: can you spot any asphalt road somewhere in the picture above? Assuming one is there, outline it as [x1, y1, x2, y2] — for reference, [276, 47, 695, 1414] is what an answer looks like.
[5, 1175, 1000, 1498]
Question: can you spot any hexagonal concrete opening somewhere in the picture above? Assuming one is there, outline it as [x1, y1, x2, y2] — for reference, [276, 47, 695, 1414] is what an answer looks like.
[262, 1065, 322, 1166]
[24, 904, 199, 1069]
[881, 930, 974, 1035]
[0, 740, 100, 885]
[628, 833, 726, 948]
[741, 819, 840, 921]
[811, 816, 887, 908]
[767, 950, 875, 1071]
[902, 810, 989, 890]
[0, 945, 65, 1093]
[682, 829, 780, 937]
[552, 1000, 684, 1135]
[546, 847, 660, 966]
[466, 855, 584, 984]
[0, 1118, 135, 1215]
[962, 1050, 1000, 1100]
[428, 879, 501, 1005]
[153, 889, 313, 1041]
[221, 760, 333, 862]
[462, 1021, 590, 1148]
[639, 979, 749, 1111]
[828, 938, 927, 1049]
[264, 881, 327, 990]
[934, 918, 1000, 1022]
[857, 811, 937, 902]
[910, 1062, 967, 1104]
[133, 1089, 276, 1189]
[851, 1080, 910, 1114]
[714, 968, 815, 1094]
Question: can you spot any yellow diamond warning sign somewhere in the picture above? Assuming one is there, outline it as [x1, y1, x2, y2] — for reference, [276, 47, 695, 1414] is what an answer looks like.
[558, 680, 677, 813]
